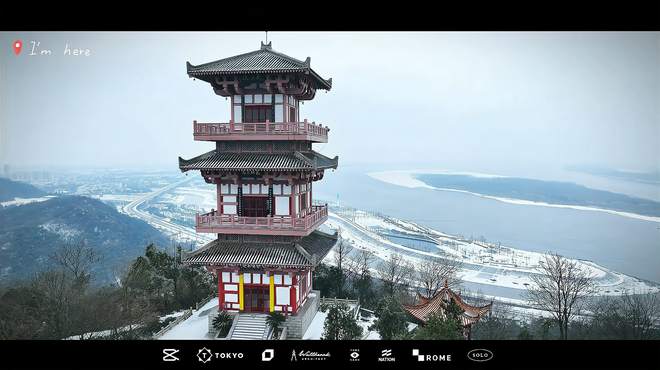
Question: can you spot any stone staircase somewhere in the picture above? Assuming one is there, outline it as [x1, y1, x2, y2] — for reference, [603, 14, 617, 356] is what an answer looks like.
[229, 313, 269, 340]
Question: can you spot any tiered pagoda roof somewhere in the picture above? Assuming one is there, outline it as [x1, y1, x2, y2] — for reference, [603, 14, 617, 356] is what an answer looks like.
[403, 281, 493, 327]
[178, 150, 338, 173]
[186, 41, 332, 92]
[183, 230, 338, 269]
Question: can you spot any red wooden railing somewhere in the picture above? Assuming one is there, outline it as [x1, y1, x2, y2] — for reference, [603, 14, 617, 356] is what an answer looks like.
[195, 204, 328, 233]
[193, 119, 329, 140]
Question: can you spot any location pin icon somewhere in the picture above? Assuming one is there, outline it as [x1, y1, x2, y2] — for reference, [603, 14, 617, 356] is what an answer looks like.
[13, 40, 22, 55]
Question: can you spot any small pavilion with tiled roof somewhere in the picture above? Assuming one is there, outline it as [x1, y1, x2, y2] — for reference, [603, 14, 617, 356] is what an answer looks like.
[403, 280, 493, 340]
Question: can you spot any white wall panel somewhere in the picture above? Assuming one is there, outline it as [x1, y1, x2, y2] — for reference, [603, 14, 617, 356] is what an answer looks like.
[276, 287, 290, 305]
[275, 196, 289, 216]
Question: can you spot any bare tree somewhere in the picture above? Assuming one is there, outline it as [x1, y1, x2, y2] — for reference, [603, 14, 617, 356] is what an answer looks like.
[345, 249, 376, 304]
[49, 239, 99, 283]
[31, 270, 73, 339]
[590, 292, 660, 339]
[376, 253, 414, 296]
[416, 257, 462, 298]
[620, 292, 660, 339]
[526, 253, 595, 340]
[333, 233, 353, 271]
[470, 300, 518, 340]
[346, 249, 374, 281]
[21, 241, 101, 339]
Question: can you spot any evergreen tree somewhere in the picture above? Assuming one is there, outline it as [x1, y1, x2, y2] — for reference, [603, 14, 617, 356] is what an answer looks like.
[321, 303, 363, 340]
[124, 244, 215, 312]
[414, 299, 464, 340]
[370, 295, 409, 339]
[313, 265, 348, 299]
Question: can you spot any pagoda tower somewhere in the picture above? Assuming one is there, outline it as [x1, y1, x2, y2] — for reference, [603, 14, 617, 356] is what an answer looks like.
[178, 42, 338, 332]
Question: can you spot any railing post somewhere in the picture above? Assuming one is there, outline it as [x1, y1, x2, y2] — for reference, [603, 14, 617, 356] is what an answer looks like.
[229, 119, 234, 131]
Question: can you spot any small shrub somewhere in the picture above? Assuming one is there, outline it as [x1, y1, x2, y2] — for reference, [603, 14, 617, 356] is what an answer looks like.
[266, 312, 286, 339]
[212, 311, 233, 337]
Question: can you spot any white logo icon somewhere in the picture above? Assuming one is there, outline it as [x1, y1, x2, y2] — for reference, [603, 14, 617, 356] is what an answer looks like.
[197, 347, 213, 363]
[412, 349, 451, 362]
[162, 348, 179, 362]
[262, 349, 274, 362]
[378, 349, 396, 362]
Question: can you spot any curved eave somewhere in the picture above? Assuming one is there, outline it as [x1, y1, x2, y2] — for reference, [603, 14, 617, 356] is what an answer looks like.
[186, 62, 332, 91]
[177, 150, 338, 173]
[182, 230, 338, 269]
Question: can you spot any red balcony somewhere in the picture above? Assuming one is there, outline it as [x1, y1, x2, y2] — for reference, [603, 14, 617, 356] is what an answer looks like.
[193, 119, 329, 142]
[195, 204, 328, 236]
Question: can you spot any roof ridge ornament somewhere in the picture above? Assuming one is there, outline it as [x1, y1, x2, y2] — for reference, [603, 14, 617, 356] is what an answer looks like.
[261, 41, 272, 50]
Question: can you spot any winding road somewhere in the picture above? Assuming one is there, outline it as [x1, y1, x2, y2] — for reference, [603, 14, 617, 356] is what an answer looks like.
[121, 177, 213, 245]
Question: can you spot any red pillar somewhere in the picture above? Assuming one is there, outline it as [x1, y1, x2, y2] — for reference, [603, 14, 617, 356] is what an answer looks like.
[290, 273, 298, 314]
[217, 268, 225, 310]
[217, 181, 222, 214]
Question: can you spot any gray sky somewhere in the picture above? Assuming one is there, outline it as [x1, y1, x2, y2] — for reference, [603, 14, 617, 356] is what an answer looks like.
[1, 32, 658, 177]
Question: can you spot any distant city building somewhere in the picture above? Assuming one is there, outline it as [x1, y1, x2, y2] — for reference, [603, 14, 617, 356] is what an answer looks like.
[178, 42, 338, 336]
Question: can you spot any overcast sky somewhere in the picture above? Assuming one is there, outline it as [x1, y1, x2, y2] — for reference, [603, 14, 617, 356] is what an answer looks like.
[0, 32, 658, 178]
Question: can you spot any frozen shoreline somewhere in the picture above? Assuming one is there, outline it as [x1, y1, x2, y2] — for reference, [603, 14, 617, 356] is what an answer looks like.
[326, 207, 659, 299]
[367, 170, 660, 224]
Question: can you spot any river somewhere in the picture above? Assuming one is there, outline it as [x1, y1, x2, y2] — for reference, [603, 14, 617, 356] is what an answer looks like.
[314, 165, 660, 284]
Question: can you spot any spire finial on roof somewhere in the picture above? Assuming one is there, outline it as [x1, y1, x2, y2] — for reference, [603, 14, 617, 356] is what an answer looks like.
[261, 40, 272, 50]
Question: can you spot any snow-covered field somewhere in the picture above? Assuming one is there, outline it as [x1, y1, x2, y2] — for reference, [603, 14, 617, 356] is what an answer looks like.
[1, 195, 56, 207]
[368, 170, 660, 223]
[326, 207, 659, 299]
[160, 186, 217, 212]
[94, 193, 149, 202]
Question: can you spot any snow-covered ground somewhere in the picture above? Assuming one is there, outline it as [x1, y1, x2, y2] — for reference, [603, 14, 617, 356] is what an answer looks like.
[159, 299, 218, 340]
[302, 302, 380, 340]
[326, 207, 659, 298]
[1, 195, 56, 207]
[367, 170, 660, 223]
[39, 221, 82, 241]
[163, 186, 217, 212]
[64, 324, 144, 340]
